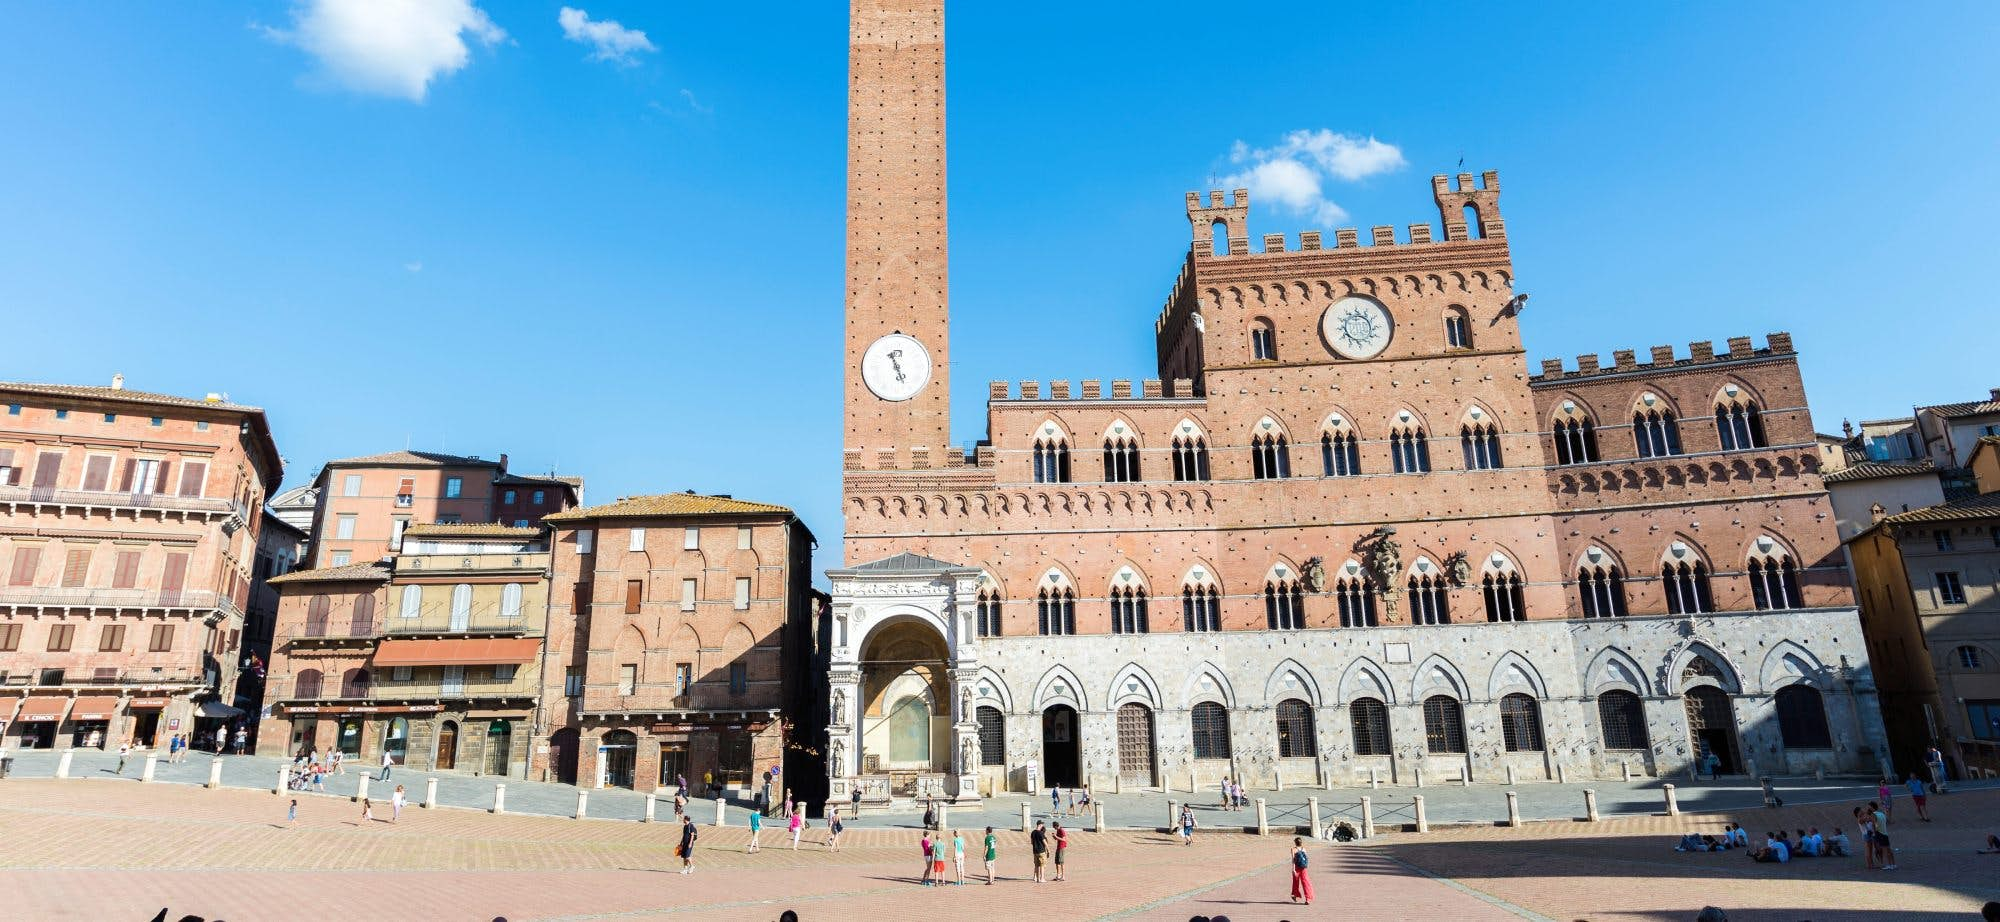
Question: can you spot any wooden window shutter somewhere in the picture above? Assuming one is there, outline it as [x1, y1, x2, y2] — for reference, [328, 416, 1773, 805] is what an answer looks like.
[112, 551, 140, 589]
[82, 456, 111, 492]
[61, 549, 89, 588]
[152, 460, 171, 495]
[161, 553, 188, 593]
[117, 458, 135, 492]
[398, 477, 415, 495]
[625, 579, 643, 614]
[179, 462, 207, 497]
[0, 448, 13, 483]
[32, 453, 61, 488]
[8, 547, 40, 586]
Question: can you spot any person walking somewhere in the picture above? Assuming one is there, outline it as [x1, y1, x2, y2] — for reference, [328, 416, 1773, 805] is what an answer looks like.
[1065, 787, 1077, 817]
[952, 829, 966, 885]
[1050, 785, 1061, 816]
[982, 826, 998, 885]
[116, 740, 131, 774]
[360, 797, 374, 823]
[166, 733, 180, 764]
[850, 785, 862, 817]
[788, 806, 805, 850]
[677, 815, 699, 874]
[1030, 821, 1049, 883]
[1052, 822, 1069, 881]
[1180, 804, 1197, 845]
[1218, 777, 1231, 810]
[1926, 746, 1949, 793]
[379, 750, 393, 782]
[1877, 779, 1894, 820]
[920, 831, 935, 886]
[391, 784, 405, 823]
[1907, 773, 1931, 821]
[233, 727, 247, 754]
[826, 808, 843, 851]
[747, 805, 762, 853]
[287, 798, 298, 828]
[1871, 801, 1897, 870]
[673, 791, 687, 819]
[676, 773, 688, 797]
[1289, 836, 1315, 905]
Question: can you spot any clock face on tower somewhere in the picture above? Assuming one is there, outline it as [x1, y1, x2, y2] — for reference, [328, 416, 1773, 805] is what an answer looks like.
[860, 333, 932, 402]
[1322, 295, 1394, 359]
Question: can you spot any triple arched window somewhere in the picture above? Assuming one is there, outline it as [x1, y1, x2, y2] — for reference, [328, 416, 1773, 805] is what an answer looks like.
[1390, 421, 1431, 474]
[1251, 433, 1291, 479]
[1553, 416, 1599, 465]
[1461, 422, 1503, 470]
[1408, 572, 1451, 625]
[1109, 585, 1149, 634]
[1102, 435, 1141, 483]
[1033, 437, 1072, 484]
[1662, 559, 1714, 615]
[1265, 578, 1305, 630]
[1634, 407, 1684, 458]
[1321, 429, 1361, 477]
[1036, 586, 1076, 636]
[1715, 396, 1767, 451]
[1182, 582, 1220, 632]
[1171, 434, 1210, 482]
[1482, 569, 1526, 623]
[1747, 548, 1803, 610]
[1577, 563, 1629, 618]
[1335, 574, 1378, 627]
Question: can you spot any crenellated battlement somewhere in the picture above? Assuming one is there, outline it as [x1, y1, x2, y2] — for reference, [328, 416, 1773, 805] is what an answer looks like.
[1530, 332, 1797, 383]
[1184, 169, 1506, 259]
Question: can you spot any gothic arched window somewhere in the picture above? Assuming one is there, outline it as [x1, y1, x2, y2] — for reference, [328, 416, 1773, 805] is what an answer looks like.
[1110, 585, 1149, 634]
[1554, 417, 1599, 465]
[1391, 422, 1431, 474]
[1715, 394, 1767, 451]
[1171, 434, 1210, 482]
[1102, 434, 1141, 483]
[1264, 577, 1305, 630]
[1662, 559, 1714, 615]
[1578, 563, 1628, 618]
[1461, 422, 1503, 470]
[1182, 581, 1220, 633]
[1408, 572, 1451, 625]
[1036, 586, 1076, 636]
[1252, 433, 1291, 479]
[1336, 573, 1377, 627]
[1033, 436, 1072, 484]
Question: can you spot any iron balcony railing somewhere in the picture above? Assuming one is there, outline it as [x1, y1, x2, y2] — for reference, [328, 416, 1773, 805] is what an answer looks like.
[0, 483, 236, 516]
[0, 587, 230, 612]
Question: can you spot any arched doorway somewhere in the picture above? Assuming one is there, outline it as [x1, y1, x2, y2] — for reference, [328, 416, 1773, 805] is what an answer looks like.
[435, 721, 459, 770]
[485, 720, 513, 777]
[602, 728, 637, 789]
[1041, 705, 1081, 788]
[1684, 686, 1740, 774]
[1115, 703, 1156, 787]
[548, 727, 579, 785]
[858, 620, 950, 777]
[383, 717, 408, 765]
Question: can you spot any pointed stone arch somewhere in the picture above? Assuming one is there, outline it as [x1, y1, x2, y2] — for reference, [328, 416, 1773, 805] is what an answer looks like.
[1631, 388, 1683, 416]
[1709, 376, 1768, 408]
[1660, 535, 1711, 567]
[1180, 558, 1223, 593]
[1101, 415, 1142, 445]
[1107, 662, 1164, 709]
[1759, 639, 1828, 693]
[1338, 657, 1397, 705]
[1550, 393, 1596, 425]
[972, 666, 1014, 712]
[1032, 664, 1089, 712]
[1576, 542, 1629, 571]
[1108, 560, 1152, 594]
[1264, 657, 1323, 707]
[1457, 402, 1501, 429]
[1671, 641, 1743, 694]
[1586, 645, 1652, 696]
[1411, 652, 1469, 701]
[1486, 651, 1548, 701]
[1181, 661, 1237, 708]
[1248, 412, 1291, 441]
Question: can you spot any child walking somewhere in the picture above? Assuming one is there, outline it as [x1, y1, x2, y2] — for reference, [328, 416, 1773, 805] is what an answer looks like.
[789, 807, 805, 850]
[747, 807, 762, 853]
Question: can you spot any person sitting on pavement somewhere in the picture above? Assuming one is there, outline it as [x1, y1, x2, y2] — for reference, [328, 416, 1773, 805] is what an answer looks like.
[1827, 827, 1852, 856]
[1978, 834, 2000, 854]
[1749, 832, 1789, 863]
[1792, 829, 1814, 856]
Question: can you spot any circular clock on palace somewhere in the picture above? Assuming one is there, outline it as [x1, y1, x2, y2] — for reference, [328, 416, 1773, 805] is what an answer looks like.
[1322, 295, 1394, 359]
[860, 333, 932, 402]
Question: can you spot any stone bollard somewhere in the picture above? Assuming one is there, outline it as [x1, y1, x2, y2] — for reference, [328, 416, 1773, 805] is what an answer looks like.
[1255, 797, 1269, 836]
[644, 792, 657, 822]
[1020, 802, 1031, 833]
[424, 776, 438, 809]
[1415, 768, 1426, 789]
[713, 797, 726, 827]
[1688, 763, 1698, 782]
[58, 750, 74, 780]
[1745, 758, 1758, 780]
[1093, 802, 1105, 833]
[1556, 763, 1569, 784]
[1505, 790, 1521, 827]
[1189, 768, 1198, 796]
[355, 773, 370, 804]
[1663, 783, 1679, 817]
[1460, 767, 1471, 787]
[1584, 789, 1600, 822]
[1369, 766, 1380, 789]
[1621, 760, 1632, 782]
[1167, 799, 1178, 829]
[1307, 796, 1321, 838]
[207, 757, 223, 789]
[141, 754, 158, 782]
[1413, 795, 1429, 834]
[1360, 796, 1375, 838]
[938, 801, 949, 832]
[492, 783, 506, 815]
[576, 789, 589, 819]
[274, 764, 287, 794]
[1814, 767, 1824, 782]
[1275, 772, 1285, 792]
[1114, 772, 1122, 795]
[1505, 765, 1517, 786]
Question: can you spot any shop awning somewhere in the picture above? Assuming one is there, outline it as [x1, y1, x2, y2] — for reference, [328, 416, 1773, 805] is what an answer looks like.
[373, 637, 541, 667]
[0, 698, 18, 723]
[197, 700, 244, 719]
[16, 697, 72, 723]
[69, 696, 120, 721]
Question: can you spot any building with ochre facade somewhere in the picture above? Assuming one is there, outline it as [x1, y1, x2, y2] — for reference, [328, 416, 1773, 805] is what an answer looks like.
[824, 0, 1890, 805]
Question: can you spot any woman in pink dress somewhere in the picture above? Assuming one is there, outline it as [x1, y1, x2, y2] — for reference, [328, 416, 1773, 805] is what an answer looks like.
[1289, 837, 1314, 905]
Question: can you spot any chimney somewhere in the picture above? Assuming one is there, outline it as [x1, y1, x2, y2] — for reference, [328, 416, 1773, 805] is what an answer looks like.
[110, 373, 125, 390]
[1989, 387, 2000, 402]
[498, 453, 509, 472]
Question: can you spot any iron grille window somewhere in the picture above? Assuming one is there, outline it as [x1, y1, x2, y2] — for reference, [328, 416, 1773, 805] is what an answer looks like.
[1634, 410, 1683, 458]
[1748, 556, 1803, 610]
[1390, 427, 1431, 473]
[1171, 437, 1210, 481]
[1336, 576, 1378, 627]
[1423, 696, 1466, 754]
[1102, 437, 1142, 482]
[1350, 698, 1392, 756]
[1483, 572, 1526, 622]
[1110, 586, 1149, 634]
[1408, 574, 1451, 625]
[1499, 693, 1544, 751]
[1774, 685, 1832, 748]
[976, 706, 1006, 765]
[1191, 702, 1231, 759]
[1663, 561, 1714, 614]
[1182, 585, 1220, 632]
[1037, 588, 1076, 636]
[1578, 566, 1628, 618]
[1715, 401, 1766, 451]
[1321, 431, 1360, 476]
[1460, 423, 1503, 470]
[1554, 418, 1599, 464]
[1251, 434, 1290, 479]
[1032, 439, 1071, 484]
[1276, 699, 1317, 758]
[1597, 690, 1649, 750]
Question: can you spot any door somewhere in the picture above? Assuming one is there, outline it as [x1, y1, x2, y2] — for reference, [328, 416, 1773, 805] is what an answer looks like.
[658, 743, 688, 790]
[602, 730, 637, 789]
[384, 717, 408, 764]
[549, 728, 579, 785]
[337, 718, 363, 756]
[131, 712, 161, 748]
[435, 721, 459, 770]
[1040, 705, 1081, 789]
[1684, 686, 1741, 774]
[485, 720, 512, 777]
[1116, 703, 1156, 786]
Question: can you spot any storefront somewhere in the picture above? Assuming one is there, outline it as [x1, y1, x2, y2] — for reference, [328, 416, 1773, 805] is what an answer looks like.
[15, 697, 70, 749]
[570, 713, 779, 796]
[127, 697, 170, 747]
[64, 696, 119, 749]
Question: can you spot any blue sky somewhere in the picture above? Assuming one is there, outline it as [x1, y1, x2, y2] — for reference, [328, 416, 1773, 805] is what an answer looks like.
[3, 2, 1997, 557]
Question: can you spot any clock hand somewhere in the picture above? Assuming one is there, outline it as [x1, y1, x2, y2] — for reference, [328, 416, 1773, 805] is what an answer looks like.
[887, 349, 906, 382]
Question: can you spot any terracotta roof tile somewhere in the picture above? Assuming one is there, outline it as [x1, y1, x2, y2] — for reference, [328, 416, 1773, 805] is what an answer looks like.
[0, 381, 262, 413]
[1823, 460, 1935, 484]
[543, 492, 791, 523]
[1921, 399, 2000, 418]
[326, 450, 499, 467]
[494, 472, 584, 488]
[265, 562, 392, 585]
[402, 523, 545, 539]
[1878, 491, 2000, 526]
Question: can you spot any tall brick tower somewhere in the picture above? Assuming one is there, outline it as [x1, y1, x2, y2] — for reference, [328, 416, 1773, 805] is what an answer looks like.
[843, 0, 950, 482]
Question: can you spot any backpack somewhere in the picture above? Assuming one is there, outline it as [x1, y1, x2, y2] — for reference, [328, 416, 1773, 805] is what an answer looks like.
[1294, 850, 1309, 869]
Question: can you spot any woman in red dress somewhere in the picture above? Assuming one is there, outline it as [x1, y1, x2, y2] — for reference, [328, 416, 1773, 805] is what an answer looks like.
[1290, 837, 1314, 905]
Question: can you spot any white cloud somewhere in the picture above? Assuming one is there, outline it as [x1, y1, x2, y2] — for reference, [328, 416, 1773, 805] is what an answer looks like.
[265, 0, 506, 102]
[558, 7, 656, 65]
[403, 261, 424, 273]
[1216, 130, 1406, 227]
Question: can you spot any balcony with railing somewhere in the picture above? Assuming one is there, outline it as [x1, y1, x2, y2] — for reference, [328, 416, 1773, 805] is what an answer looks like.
[379, 611, 538, 636]
[0, 587, 235, 616]
[0, 483, 237, 518]
[274, 668, 537, 704]
[0, 666, 206, 689]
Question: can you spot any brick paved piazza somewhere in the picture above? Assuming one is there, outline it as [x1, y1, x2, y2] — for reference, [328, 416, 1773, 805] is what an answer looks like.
[2, 779, 1997, 920]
